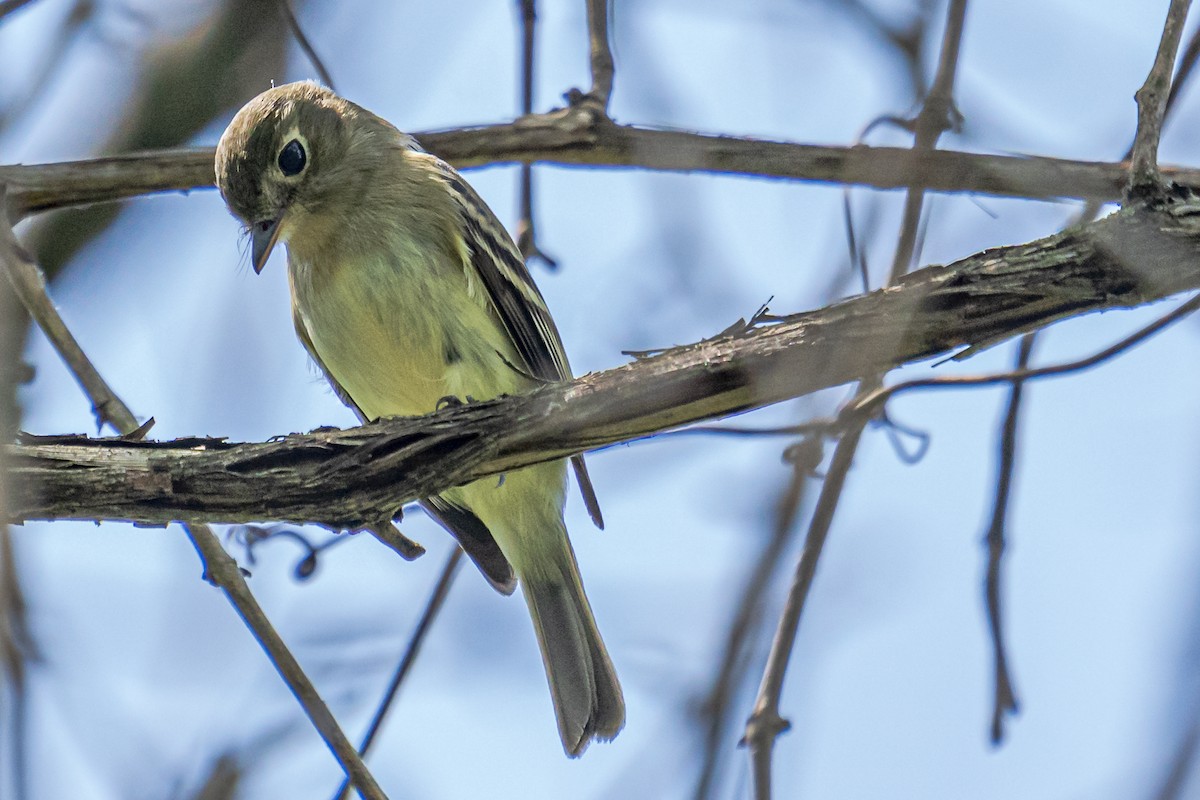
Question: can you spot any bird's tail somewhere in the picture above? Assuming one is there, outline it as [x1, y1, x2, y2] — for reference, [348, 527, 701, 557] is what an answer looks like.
[521, 532, 625, 757]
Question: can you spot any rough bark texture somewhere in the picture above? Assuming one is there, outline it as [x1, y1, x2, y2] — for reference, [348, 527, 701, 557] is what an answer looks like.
[8, 194, 1200, 529]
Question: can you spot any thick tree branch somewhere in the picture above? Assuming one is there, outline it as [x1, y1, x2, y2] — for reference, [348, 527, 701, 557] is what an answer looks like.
[10, 111, 1200, 221]
[9, 197, 1200, 526]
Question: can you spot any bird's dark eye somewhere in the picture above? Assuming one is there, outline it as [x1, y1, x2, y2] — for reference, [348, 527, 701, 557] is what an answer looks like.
[278, 139, 306, 176]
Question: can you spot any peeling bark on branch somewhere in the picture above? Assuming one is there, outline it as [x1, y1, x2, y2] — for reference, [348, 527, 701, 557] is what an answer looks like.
[9, 197, 1200, 527]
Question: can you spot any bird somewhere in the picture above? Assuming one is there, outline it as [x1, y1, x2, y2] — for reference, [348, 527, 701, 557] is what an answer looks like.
[214, 81, 623, 756]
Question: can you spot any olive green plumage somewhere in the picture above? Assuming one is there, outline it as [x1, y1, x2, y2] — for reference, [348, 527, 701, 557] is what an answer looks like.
[215, 81, 623, 755]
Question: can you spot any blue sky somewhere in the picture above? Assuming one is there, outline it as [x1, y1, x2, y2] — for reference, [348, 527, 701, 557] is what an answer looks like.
[4, 1, 1200, 798]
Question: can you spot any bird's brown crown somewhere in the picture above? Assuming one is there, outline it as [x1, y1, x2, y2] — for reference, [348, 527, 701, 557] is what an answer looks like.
[215, 81, 356, 228]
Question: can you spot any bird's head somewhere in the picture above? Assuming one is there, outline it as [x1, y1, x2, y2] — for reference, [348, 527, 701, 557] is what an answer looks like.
[215, 81, 359, 273]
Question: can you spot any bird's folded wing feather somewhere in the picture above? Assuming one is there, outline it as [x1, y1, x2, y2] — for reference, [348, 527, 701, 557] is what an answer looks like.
[434, 159, 605, 529]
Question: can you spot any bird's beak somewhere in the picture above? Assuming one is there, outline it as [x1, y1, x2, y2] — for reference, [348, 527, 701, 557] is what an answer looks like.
[251, 217, 283, 274]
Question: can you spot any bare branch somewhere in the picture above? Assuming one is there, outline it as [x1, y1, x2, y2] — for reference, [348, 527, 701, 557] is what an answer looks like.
[694, 439, 819, 800]
[13, 117, 1200, 221]
[515, 0, 557, 268]
[584, 0, 614, 111]
[185, 525, 386, 800]
[847, 292, 1200, 420]
[0, 528, 35, 800]
[748, 7, 972, 793]
[1166, 16, 1200, 114]
[887, 0, 967, 283]
[983, 333, 1031, 744]
[11, 199, 1200, 526]
[1130, 0, 1192, 193]
[188, 753, 241, 800]
[745, 410, 870, 800]
[0, 193, 139, 434]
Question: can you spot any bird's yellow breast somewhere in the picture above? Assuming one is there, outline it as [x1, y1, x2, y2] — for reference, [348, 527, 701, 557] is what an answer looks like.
[287, 236, 529, 422]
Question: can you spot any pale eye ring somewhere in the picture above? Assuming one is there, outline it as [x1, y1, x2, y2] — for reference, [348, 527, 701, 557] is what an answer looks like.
[278, 139, 306, 176]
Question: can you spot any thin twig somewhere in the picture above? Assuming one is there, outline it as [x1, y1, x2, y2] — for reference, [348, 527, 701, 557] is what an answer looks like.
[365, 524, 425, 562]
[584, 0, 614, 111]
[701, 96, 895, 788]
[4, 672, 29, 800]
[185, 528, 386, 799]
[0, 206, 387, 799]
[520, 0, 535, 117]
[0, 207, 139, 435]
[0, 218, 33, 800]
[1074, 17, 1200, 235]
[983, 333, 1032, 744]
[277, 0, 335, 89]
[1129, 0, 1191, 194]
[847, 292, 1200, 421]
[744, 405, 872, 800]
[887, 0, 967, 284]
[1089, 5, 1200, 221]
[840, 0, 935, 318]
[745, 4, 971, 796]
[694, 440, 820, 800]
[333, 549, 463, 800]
[515, 0, 557, 268]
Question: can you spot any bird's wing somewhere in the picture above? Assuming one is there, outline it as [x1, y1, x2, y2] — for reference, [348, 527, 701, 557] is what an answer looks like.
[423, 496, 515, 594]
[439, 167, 570, 382]
[434, 160, 605, 529]
[291, 308, 515, 588]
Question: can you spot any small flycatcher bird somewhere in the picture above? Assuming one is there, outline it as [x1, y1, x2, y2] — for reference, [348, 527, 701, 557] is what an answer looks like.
[215, 82, 623, 755]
